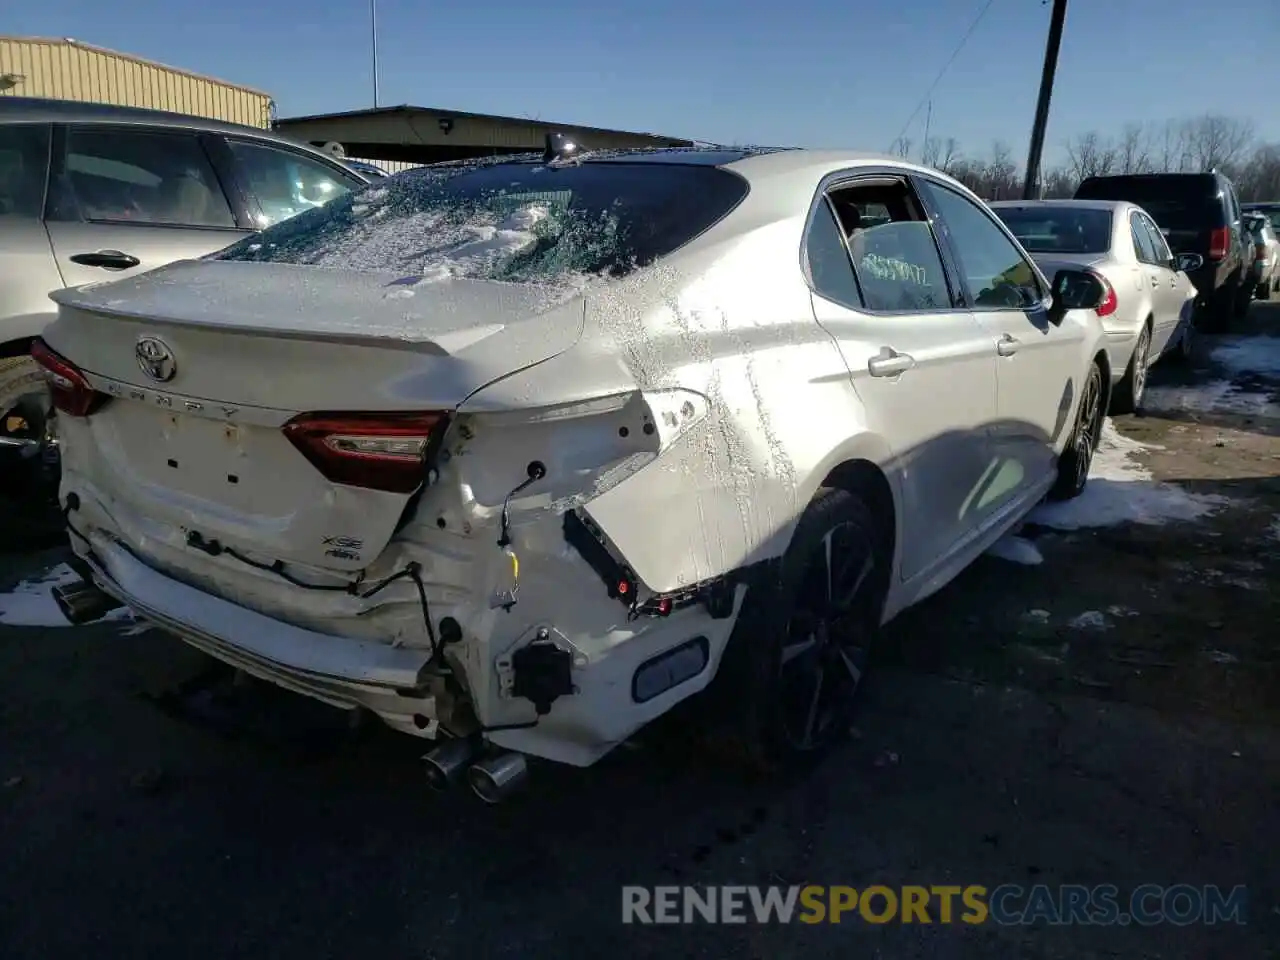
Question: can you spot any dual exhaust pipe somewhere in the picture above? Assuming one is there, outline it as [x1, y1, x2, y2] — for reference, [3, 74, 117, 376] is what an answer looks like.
[423, 737, 529, 804]
[55, 577, 528, 802]
[52, 579, 123, 625]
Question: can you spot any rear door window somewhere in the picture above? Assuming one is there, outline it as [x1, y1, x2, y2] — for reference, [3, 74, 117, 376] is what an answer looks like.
[1140, 214, 1173, 263]
[0, 123, 50, 220]
[821, 177, 953, 312]
[226, 140, 364, 229]
[1130, 212, 1159, 264]
[53, 127, 236, 228]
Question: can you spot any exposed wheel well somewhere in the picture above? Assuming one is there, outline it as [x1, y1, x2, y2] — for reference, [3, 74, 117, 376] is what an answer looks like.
[1, 337, 35, 361]
[821, 459, 895, 563]
[1093, 349, 1112, 410]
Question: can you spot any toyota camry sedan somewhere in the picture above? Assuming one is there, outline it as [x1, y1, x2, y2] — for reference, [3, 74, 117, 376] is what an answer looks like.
[990, 199, 1204, 414]
[35, 143, 1111, 800]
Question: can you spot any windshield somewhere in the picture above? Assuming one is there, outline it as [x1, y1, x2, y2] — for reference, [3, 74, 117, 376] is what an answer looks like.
[993, 206, 1113, 254]
[215, 158, 749, 288]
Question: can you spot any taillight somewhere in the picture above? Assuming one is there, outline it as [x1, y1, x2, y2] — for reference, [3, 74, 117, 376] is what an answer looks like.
[30, 338, 110, 417]
[1208, 226, 1230, 260]
[1255, 243, 1267, 261]
[282, 412, 449, 494]
[1090, 271, 1118, 317]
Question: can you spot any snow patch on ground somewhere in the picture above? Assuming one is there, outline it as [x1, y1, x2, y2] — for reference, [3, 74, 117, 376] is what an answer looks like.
[1143, 380, 1280, 418]
[1029, 420, 1225, 530]
[0, 564, 133, 628]
[1210, 335, 1280, 378]
[1068, 610, 1112, 631]
[1144, 336, 1280, 418]
[985, 534, 1044, 565]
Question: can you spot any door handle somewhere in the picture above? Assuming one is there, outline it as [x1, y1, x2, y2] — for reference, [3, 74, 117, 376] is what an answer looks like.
[69, 250, 140, 270]
[867, 346, 915, 378]
[996, 334, 1019, 357]
[1150, 275, 1160, 288]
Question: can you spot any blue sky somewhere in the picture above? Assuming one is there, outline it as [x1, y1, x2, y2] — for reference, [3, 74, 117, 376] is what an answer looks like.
[9, 0, 1279, 167]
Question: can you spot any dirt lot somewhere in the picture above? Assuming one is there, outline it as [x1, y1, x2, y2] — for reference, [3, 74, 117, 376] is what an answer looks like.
[1, 305, 1278, 960]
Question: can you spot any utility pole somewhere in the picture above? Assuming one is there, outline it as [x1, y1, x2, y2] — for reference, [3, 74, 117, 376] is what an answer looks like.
[923, 100, 933, 160]
[370, 0, 380, 108]
[1022, 0, 1068, 199]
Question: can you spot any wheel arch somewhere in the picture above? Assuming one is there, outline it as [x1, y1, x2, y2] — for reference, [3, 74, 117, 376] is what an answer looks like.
[1, 336, 36, 361]
[792, 431, 901, 582]
[1093, 347, 1113, 412]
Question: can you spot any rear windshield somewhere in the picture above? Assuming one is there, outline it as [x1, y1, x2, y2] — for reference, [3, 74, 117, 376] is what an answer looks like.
[1245, 206, 1280, 231]
[214, 159, 748, 287]
[993, 206, 1113, 254]
[1074, 176, 1220, 231]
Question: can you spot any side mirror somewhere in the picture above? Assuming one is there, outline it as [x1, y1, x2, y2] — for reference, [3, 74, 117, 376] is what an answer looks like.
[1175, 252, 1204, 274]
[1047, 268, 1105, 324]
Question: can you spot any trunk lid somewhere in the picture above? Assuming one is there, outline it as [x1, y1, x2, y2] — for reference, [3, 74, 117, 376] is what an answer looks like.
[46, 259, 587, 573]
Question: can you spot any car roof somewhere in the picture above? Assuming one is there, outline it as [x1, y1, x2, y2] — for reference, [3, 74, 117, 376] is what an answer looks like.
[483, 143, 974, 193]
[988, 198, 1129, 212]
[0, 95, 319, 149]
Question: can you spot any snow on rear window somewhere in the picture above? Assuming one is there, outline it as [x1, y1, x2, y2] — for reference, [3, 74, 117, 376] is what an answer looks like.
[215, 159, 749, 289]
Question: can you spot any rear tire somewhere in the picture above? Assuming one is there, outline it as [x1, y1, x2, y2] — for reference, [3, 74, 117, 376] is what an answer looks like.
[1233, 277, 1252, 318]
[1198, 280, 1236, 333]
[1259, 281, 1273, 302]
[1049, 361, 1105, 502]
[1109, 324, 1150, 415]
[700, 487, 889, 776]
[1168, 315, 1195, 365]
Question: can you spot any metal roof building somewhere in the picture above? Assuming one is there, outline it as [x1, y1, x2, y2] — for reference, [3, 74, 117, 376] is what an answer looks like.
[275, 105, 694, 170]
[0, 36, 273, 128]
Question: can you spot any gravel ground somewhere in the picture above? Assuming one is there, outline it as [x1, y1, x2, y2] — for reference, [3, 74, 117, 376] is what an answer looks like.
[1, 304, 1278, 959]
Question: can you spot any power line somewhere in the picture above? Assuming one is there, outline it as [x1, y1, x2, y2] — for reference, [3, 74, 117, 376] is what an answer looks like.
[888, 0, 1000, 151]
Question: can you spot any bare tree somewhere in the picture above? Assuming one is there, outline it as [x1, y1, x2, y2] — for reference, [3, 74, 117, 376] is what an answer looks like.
[890, 136, 913, 159]
[920, 137, 940, 168]
[1041, 168, 1076, 199]
[1116, 123, 1151, 174]
[1181, 115, 1256, 171]
[1152, 119, 1191, 172]
[985, 140, 1019, 199]
[1234, 143, 1280, 201]
[1065, 131, 1118, 182]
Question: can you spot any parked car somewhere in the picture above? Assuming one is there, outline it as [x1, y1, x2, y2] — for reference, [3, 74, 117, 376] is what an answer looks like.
[0, 96, 370, 494]
[1242, 201, 1280, 232]
[36, 145, 1112, 798]
[990, 199, 1203, 413]
[1073, 172, 1253, 333]
[1243, 212, 1279, 299]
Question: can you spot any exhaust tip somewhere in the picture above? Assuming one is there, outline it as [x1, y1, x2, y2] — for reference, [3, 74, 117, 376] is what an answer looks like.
[422, 736, 480, 793]
[467, 751, 529, 804]
[52, 580, 122, 626]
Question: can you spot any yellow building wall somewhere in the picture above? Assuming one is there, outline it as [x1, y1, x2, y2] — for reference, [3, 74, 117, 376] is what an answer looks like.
[0, 37, 272, 128]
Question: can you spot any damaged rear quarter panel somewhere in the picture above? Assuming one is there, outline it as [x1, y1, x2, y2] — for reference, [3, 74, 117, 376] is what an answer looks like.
[470, 219, 881, 595]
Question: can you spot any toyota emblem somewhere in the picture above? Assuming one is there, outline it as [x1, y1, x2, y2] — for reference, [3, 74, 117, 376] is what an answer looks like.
[135, 336, 177, 383]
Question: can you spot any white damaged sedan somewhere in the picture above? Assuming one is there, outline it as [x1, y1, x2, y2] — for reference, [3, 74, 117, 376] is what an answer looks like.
[36, 143, 1111, 799]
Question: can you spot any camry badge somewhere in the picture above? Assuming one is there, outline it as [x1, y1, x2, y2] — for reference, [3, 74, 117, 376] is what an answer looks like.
[135, 336, 176, 383]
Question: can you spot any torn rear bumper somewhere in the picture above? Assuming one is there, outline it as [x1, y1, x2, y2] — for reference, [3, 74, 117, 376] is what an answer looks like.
[84, 536, 440, 735]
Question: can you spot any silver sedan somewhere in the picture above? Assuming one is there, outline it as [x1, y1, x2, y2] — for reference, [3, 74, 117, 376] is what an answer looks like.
[990, 199, 1203, 413]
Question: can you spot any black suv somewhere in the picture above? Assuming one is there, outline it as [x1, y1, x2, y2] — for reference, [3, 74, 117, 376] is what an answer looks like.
[1074, 172, 1253, 332]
